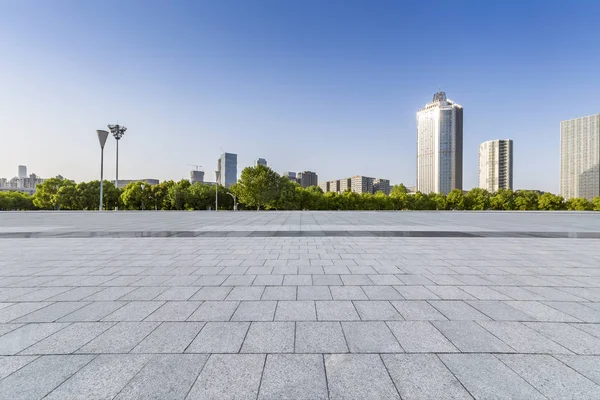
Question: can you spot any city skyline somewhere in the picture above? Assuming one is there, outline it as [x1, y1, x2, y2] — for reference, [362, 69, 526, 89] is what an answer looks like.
[1, 1, 599, 192]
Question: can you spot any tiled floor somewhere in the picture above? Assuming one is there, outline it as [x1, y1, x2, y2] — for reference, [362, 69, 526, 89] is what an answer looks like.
[0, 211, 599, 399]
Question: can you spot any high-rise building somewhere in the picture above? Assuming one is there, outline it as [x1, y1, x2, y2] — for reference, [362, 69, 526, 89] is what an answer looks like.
[190, 170, 205, 184]
[318, 182, 329, 192]
[217, 152, 237, 188]
[560, 114, 600, 200]
[297, 171, 318, 188]
[416, 91, 463, 194]
[478, 139, 513, 192]
[283, 172, 297, 181]
[255, 158, 267, 167]
[329, 180, 341, 193]
[18, 165, 27, 179]
[373, 178, 391, 195]
[351, 176, 374, 194]
[339, 178, 351, 192]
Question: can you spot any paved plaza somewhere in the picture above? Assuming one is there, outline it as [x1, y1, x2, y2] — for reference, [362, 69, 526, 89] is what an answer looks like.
[0, 211, 599, 399]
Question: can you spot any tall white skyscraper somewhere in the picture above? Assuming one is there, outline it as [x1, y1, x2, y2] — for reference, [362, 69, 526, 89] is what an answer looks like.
[478, 139, 513, 192]
[560, 114, 600, 200]
[18, 165, 27, 179]
[416, 91, 463, 194]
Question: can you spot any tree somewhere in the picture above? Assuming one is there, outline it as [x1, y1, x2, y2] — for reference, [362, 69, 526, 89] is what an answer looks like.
[431, 193, 448, 210]
[464, 188, 491, 210]
[233, 165, 281, 210]
[269, 178, 301, 210]
[120, 181, 152, 210]
[186, 183, 214, 210]
[55, 183, 79, 210]
[514, 190, 539, 210]
[0, 191, 35, 210]
[594, 196, 600, 211]
[446, 189, 465, 210]
[566, 197, 592, 211]
[165, 180, 191, 210]
[538, 193, 565, 210]
[33, 177, 70, 210]
[390, 184, 408, 197]
[490, 189, 516, 210]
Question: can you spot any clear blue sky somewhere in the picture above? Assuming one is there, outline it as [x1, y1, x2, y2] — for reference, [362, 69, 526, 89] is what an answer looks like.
[1, 0, 599, 192]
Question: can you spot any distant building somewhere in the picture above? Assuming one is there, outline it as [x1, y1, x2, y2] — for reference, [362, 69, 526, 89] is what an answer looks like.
[218, 152, 237, 188]
[318, 182, 329, 192]
[255, 158, 267, 167]
[190, 170, 205, 184]
[18, 165, 27, 179]
[297, 171, 318, 188]
[417, 91, 463, 194]
[116, 179, 159, 188]
[283, 172, 297, 181]
[351, 176, 374, 194]
[373, 178, 391, 195]
[329, 180, 340, 193]
[560, 114, 600, 200]
[339, 178, 351, 192]
[479, 139, 513, 192]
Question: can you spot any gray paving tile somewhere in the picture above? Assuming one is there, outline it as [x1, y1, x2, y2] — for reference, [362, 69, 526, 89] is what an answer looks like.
[261, 286, 296, 300]
[295, 321, 348, 353]
[391, 300, 448, 320]
[0, 302, 52, 323]
[154, 287, 199, 301]
[58, 301, 127, 322]
[0, 323, 68, 355]
[361, 285, 404, 300]
[0, 355, 38, 380]
[525, 322, 600, 354]
[21, 322, 114, 355]
[186, 354, 265, 400]
[188, 301, 240, 321]
[572, 322, 600, 338]
[354, 300, 403, 320]
[543, 301, 600, 323]
[382, 354, 472, 400]
[241, 322, 294, 353]
[145, 301, 201, 321]
[102, 301, 165, 322]
[426, 286, 475, 300]
[45, 354, 151, 400]
[225, 286, 264, 300]
[119, 286, 168, 301]
[253, 275, 283, 285]
[259, 354, 327, 400]
[330, 286, 367, 300]
[84, 287, 137, 301]
[297, 286, 332, 300]
[0, 323, 24, 337]
[47, 287, 105, 301]
[231, 301, 276, 321]
[340, 274, 372, 286]
[275, 301, 316, 321]
[429, 300, 491, 321]
[325, 354, 400, 400]
[478, 321, 572, 354]
[507, 301, 580, 322]
[497, 354, 600, 399]
[77, 322, 160, 353]
[433, 321, 515, 353]
[467, 300, 535, 321]
[0, 355, 94, 400]
[316, 301, 360, 321]
[186, 322, 249, 353]
[439, 354, 545, 400]
[189, 287, 232, 301]
[387, 321, 458, 353]
[342, 321, 402, 353]
[555, 355, 600, 385]
[132, 322, 205, 353]
[393, 285, 440, 300]
[115, 354, 209, 400]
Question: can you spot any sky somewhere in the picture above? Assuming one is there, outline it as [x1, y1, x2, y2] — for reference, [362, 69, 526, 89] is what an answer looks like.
[1, 0, 599, 193]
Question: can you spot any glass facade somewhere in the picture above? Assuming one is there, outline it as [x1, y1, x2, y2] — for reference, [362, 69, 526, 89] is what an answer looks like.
[219, 152, 238, 188]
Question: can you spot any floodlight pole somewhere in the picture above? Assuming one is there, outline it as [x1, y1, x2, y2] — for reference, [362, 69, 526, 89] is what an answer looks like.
[108, 124, 127, 210]
[215, 170, 220, 211]
[96, 130, 109, 211]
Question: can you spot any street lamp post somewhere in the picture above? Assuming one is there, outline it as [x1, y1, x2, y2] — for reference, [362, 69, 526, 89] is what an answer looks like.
[96, 130, 109, 211]
[140, 183, 145, 211]
[108, 124, 127, 210]
[227, 192, 238, 211]
[215, 170, 220, 211]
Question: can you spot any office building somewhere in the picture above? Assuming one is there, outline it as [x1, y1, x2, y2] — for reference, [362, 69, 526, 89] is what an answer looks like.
[329, 180, 340, 193]
[416, 91, 463, 194]
[373, 178, 391, 195]
[318, 182, 329, 192]
[217, 152, 237, 188]
[351, 176, 374, 194]
[339, 178, 351, 192]
[18, 165, 27, 179]
[297, 171, 318, 188]
[478, 139, 513, 192]
[255, 158, 267, 167]
[560, 114, 600, 200]
[190, 170, 205, 184]
[283, 172, 297, 181]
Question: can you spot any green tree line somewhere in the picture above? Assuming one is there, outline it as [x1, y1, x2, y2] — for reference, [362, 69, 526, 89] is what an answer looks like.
[1, 166, 599, 211]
